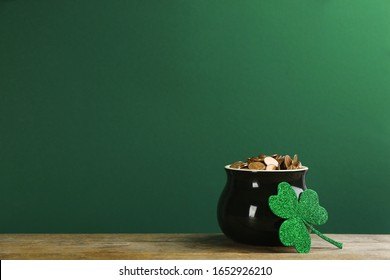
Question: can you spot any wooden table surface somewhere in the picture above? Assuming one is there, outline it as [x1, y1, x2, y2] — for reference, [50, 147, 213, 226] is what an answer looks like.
[0, 234, 389, 260]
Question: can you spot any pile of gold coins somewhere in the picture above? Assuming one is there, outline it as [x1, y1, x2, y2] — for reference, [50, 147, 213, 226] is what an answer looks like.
[229, 154, 303, 170]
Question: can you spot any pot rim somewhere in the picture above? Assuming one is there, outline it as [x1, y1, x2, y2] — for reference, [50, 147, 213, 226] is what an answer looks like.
[225, 165, 309, 172]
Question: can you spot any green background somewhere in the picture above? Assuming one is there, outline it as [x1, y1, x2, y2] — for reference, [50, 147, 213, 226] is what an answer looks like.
[1, 0, 389, 234]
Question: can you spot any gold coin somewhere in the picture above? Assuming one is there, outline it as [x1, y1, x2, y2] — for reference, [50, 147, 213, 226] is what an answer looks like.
[230, 161, 244, 169]
[248, 157, 262, 162]
[248, 162, 265, 170]
[292, 154, 299, 165]
[264, 156, 279, 167]
[276, 156, 285, 165]
[284, 155, 292, 169]
[266, 164, 277, 170]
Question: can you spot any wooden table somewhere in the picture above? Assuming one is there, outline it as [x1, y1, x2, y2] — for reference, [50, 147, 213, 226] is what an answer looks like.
[0, 234, 389, 260]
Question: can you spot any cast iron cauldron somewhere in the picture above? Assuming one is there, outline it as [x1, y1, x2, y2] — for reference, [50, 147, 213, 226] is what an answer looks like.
[217, 165, 308, 245]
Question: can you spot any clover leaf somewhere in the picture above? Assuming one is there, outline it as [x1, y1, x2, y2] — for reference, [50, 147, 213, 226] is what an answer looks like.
[298, 189, 328, 226]
[269, 182, 343, 253]
[268, 182, 297, 219]
[279, 217, 311, 253]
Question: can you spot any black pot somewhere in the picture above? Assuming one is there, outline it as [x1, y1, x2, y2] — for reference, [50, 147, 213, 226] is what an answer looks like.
[217, 165, 308, 246]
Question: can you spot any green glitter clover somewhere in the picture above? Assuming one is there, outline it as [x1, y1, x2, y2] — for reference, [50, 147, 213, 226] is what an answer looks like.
[269, 182, 343, 253]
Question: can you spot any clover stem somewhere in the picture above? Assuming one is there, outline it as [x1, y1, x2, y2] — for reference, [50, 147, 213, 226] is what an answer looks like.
[303, 220, 343, 249]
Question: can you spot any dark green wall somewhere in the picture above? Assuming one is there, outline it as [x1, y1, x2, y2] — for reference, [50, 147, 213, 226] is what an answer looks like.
[1, 0, 389, 233]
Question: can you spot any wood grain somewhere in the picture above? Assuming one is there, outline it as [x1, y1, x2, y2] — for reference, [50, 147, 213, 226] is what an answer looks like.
[0, 234, 389, 260]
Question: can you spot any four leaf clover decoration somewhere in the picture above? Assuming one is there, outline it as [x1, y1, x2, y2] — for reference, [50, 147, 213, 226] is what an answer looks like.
[268, 182, 343, 253]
